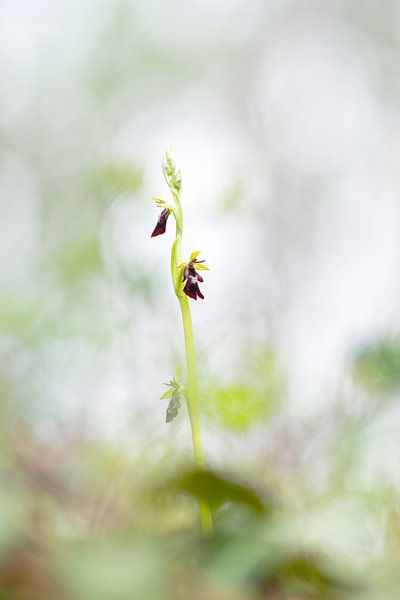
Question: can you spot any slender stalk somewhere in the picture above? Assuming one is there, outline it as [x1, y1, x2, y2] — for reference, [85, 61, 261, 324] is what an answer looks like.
[178, 295, 213, 537]
[170, 185, 213, 537]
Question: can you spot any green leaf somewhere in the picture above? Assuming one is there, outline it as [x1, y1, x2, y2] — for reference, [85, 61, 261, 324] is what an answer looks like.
[55, 236, 102, 284]
[204, 385, 270, 432]
[353, 336, 400, 392]
[204, 347, 284, 432]
[273, 553, 358, 597]
[62, 534, 167, 600]
[94, 162, 143, 202]
[171, 469, 267, 515]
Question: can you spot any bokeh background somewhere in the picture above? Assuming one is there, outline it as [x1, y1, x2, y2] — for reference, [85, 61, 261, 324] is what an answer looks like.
[2, 1, 400, 598]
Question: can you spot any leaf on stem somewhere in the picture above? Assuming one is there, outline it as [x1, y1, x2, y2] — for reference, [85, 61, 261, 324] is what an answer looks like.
[171, 469, 268, 515]
[159, 379, 184, 423]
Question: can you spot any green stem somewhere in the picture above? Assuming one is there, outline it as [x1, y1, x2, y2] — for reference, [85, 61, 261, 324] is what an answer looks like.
[178, 295, 213, 537]
[170, 190, 213, 537]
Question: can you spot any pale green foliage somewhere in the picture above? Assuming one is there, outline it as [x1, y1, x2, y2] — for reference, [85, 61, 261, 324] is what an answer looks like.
[353, 337, 400, 393]
[204, 346, 284, 431]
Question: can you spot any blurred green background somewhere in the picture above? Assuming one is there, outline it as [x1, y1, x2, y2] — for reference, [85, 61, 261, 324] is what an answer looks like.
[2, 0, 400, 598]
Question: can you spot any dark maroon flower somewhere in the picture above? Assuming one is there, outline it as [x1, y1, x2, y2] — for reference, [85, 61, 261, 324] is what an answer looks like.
[182, 257, 206, 300]
[151, 208, 170, 237]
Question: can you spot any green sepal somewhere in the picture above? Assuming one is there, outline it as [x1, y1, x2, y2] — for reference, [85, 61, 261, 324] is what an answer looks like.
[153, 198, 175, 213]
[152, 196, 166, 205]
[190, 250, 202, 261]
[160, 388, 174, 400]
[194, 264, 209, 271]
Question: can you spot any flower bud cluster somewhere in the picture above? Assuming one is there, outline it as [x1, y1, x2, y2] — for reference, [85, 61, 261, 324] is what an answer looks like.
[162, 149, 182, 194]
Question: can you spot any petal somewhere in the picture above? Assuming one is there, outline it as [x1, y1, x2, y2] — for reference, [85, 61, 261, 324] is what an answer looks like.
[151, 208, 170, 237]
[151, 221, 166, 237]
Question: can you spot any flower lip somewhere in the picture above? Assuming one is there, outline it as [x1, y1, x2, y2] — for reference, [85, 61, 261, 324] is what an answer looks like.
[151, 208, 170, 237]
[183, 276, 204, 300]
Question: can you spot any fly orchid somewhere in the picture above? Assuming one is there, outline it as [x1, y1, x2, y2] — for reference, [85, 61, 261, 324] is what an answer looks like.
[149, 150, 213, 536]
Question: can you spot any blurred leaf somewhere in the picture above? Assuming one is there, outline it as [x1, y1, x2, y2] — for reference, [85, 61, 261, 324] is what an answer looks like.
[93, 163, 143, 203]
[385, 500, 400, 558]
[271, 553, 359, 599]
[55, 236, 102, 284]
[203, 532, 277, 590]
[204, 346, 284, 432]
[0, 296, 37, 338]
[204, 385, 269, 431]
[353, 337, 400, 392]
[62, 534, 167, 600]
[171, 469, 267, 515]
[219, 180, 244, 213]
[206, 540, 358, 599]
